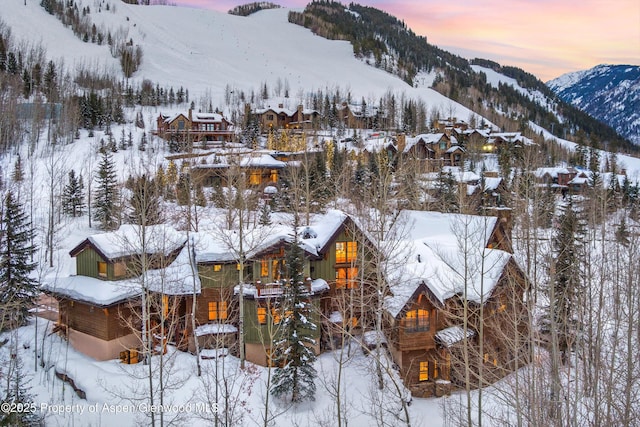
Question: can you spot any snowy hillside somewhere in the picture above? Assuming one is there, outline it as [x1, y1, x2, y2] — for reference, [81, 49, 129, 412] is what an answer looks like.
[471, 65, 555, 112]
[3, 0, 475, 119]
[548, 64, 640, 145]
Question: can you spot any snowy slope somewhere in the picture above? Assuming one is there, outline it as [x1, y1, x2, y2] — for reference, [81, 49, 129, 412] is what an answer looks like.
[471, 65, 555, 113]
[3, 0, 476, 120]
[547, 65, 640, 145]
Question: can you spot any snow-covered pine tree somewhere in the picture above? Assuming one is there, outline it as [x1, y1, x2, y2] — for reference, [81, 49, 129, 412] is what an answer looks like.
[62, 169, 85, 217]
[92, 150, 119, 230]
[0, 191, 37, 329]
[258, 202, 272, 226]
[271, 216, 318, 403]
[550, 200, 584, 365]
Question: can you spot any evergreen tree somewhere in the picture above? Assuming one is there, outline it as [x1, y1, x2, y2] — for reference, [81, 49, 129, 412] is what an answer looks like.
[138, 132, 147, 151]
[258, 202, 272, 226]
[271, 217, 318, 403]
[434, 170, 458, 213]
[0, 191, 37, 329]
[92, 151, 119, 230]
[549, 200, 583, 365]
[11, 156, 24, 183]
[62, 170, 85, 217]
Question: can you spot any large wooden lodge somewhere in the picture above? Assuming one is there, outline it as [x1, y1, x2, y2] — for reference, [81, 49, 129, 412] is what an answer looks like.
[42, 207, 527, 397]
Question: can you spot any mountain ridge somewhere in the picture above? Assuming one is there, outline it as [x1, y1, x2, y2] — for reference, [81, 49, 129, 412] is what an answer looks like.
[548, 64, 640, 146]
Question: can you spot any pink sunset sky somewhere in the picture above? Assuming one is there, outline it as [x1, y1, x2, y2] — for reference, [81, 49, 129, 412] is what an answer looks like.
[168, 0, 640, 81]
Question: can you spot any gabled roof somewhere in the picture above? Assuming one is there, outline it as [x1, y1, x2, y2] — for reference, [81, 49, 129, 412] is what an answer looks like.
[43, 244, 201, 305]
[69, 224, 186, 261]
[384, 210, 511, 317]
[194, 210, 351, 264]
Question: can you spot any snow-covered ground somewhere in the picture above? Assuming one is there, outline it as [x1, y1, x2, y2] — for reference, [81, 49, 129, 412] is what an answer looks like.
[4, 318, 444, 426]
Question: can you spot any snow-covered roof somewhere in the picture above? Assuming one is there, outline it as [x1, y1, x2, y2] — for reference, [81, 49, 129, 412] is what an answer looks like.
[72, 224, 186, 261]
[435, 326, 476, 347]
[196, 209, 349, 263]
[384, 210, 511, 317]
[483, 177, 503, 192]
[239, 154, 286, 169]
[143, 245, 201, 295]
[195, 323, 238, 336]
[41, 275, 141, 306]
[404, 133, 446, 152]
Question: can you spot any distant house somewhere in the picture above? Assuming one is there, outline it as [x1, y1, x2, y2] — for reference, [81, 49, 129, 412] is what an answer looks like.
[383, 210, 526, 397]
[155, 109, 234, 144]
[251, 104, 319, 133]
[190, 152, 287, 188]
[338, 102, 385, 129]
[399, 133, 465, 167]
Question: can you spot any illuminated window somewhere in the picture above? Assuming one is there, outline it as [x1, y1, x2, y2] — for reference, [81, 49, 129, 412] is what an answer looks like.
[97, 261, 107, 277]
[272, 260, 281, 281]
[213, 264, 222, 272]
[484, 353, 489, 363]
[336, 267, 358, 289]
[162, 295, 169, 318]
[114, 261, 126, 278]
[271, 308, 292, 324]
[350, 317, 359, 328]
[405, 309, 430, 332]
[270, 169, 278, 183]
[433, 360, 439, 379]
[249, 171, 261, 185]
[257, 307, 267, 324]
[419, 361, 429, 381]
[261, 260, 269, 277]
[208, 301, 228, 321]
[236, 263, 241, 270]
[335, 241, 357, 263]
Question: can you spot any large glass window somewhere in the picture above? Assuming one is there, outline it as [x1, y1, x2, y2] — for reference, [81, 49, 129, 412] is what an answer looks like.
[405, 309, 430, 332]
[261, 260, 269, 277]
[249, 171, 261, 185]
[419, 361, 429, 381]
[257, 307, 267, 324]
[336, 267, 358, 289]
[208, 301, 228, 321]
[335, 241, 357, 263]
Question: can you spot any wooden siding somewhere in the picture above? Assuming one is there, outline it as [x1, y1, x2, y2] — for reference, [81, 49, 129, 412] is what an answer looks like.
[198, 263, 238, 289]
[59, 299, 138, 341]
[243, 298, 321, 344]
[75, 247, 105, 278]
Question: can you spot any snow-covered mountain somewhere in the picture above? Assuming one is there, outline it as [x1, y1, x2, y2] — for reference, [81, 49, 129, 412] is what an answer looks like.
[548, 65, 640, 145]
[3, 0, 475, 119]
